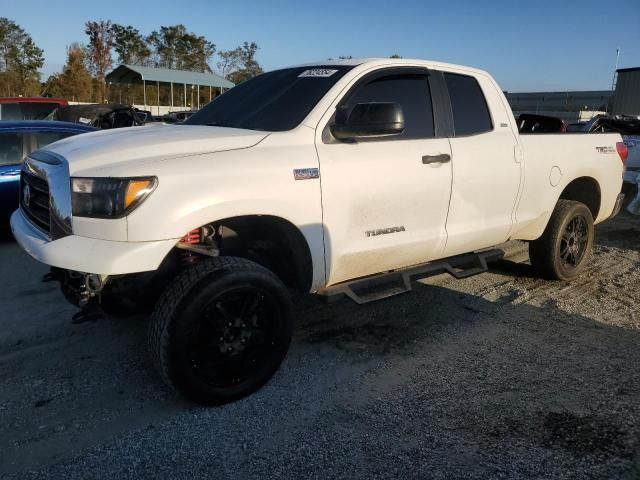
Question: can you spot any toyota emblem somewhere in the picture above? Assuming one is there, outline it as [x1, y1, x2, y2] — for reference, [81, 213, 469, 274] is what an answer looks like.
[23, 183, 31, 208]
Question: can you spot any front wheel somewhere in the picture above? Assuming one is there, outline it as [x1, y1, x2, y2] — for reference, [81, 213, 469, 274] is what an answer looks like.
[529, 200, 594, 281]
[149, 257, 293, 405]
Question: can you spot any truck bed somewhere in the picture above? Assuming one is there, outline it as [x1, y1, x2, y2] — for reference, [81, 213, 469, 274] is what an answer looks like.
[511, 132, 624, 241]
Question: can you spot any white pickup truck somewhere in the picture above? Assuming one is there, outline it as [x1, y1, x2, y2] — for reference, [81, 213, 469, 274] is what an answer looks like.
[11, 58, 627, 404]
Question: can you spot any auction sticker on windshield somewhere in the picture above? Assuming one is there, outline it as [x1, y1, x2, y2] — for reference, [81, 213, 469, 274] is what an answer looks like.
[298, 69, 339, 78]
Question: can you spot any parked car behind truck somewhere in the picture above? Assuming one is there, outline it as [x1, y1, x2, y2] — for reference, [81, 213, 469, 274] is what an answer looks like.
[0, 97, 68, 121]
[49, 104, 145, 129]
[516, 113, 567, 133]
[0, 121, 97, 228]
[578, 115, 640, 190]
[10, 58, 626, 405]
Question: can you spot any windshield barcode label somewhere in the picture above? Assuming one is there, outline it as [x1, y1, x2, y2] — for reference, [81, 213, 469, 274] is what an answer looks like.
[298, 69, 338, 78]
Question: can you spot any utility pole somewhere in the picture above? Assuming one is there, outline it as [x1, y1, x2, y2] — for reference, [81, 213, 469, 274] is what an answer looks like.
[610, 48, 620, 93]
[609, 48, 620, 113]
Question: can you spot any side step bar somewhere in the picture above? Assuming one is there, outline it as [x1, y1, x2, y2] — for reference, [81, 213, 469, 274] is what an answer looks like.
[317, 249, 504, 305]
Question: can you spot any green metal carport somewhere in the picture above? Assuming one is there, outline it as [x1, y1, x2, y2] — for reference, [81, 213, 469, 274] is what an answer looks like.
[105, 64, 235, 110]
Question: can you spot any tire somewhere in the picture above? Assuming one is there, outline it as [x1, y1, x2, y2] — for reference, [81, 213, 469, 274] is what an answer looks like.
[149, 257, 293, 405]
[529, 200, 594, 281]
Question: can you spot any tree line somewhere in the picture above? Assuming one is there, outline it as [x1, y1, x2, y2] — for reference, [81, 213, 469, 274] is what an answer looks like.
[0, 17, 263, 104]
[0, 18, 44, 97]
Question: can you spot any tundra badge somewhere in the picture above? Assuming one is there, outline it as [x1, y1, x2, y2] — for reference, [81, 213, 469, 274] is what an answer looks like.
[366, 226, 406, 237]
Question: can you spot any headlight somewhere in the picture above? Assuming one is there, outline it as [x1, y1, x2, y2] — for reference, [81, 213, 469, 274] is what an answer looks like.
[71, 177, 157, 218]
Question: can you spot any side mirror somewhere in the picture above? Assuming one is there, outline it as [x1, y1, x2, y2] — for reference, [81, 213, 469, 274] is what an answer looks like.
[331, 102, 405, 140]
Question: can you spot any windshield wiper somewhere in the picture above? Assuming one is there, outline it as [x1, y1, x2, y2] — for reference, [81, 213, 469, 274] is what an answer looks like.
[203, 122, 266, 132]
[204, 122, 235, 128]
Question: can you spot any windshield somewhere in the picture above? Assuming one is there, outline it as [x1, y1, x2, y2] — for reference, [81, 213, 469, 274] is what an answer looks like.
[0, 102, 60, 120]
[186, 66, 354, 132]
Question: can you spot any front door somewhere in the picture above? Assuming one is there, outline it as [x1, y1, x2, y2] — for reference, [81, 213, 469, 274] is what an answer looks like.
[316, 69, 453, 285]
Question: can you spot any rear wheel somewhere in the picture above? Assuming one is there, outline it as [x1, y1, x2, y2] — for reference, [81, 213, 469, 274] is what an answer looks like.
[149, 257, 292, 405]
[529, 200, 594, 281]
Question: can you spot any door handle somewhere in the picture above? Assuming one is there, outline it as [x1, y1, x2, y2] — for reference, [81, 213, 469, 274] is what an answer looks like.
[422, 154, 451, 164]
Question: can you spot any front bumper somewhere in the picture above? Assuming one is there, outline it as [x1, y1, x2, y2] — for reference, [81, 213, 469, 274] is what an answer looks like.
[10, 210, 178, 275]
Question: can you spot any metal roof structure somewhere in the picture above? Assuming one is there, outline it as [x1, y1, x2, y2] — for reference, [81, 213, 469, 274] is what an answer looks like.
[106, 64, 235, 89]
[613, 67, 640, 115]
[617, 67, 640, 74]
[105, 64, 235, 111]
[505, 90, 612, 113]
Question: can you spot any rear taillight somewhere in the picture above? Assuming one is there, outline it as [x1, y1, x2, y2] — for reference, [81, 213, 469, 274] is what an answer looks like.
[616, 142, 629, 164]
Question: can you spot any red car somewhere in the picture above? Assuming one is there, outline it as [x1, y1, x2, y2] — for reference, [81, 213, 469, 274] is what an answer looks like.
[0, 97, 68, 121]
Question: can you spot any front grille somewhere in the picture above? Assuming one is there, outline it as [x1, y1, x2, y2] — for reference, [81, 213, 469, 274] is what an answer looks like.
[20, 170, 50, 233]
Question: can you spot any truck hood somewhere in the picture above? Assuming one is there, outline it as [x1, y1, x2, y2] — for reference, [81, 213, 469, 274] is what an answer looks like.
[43, 124, 270, 176]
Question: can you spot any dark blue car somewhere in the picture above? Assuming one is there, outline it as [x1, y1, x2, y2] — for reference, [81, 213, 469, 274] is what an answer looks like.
[0, 121, 97, 228]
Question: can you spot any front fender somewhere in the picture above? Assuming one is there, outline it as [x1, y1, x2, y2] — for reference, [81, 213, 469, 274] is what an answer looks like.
[124, 136, 326, 290]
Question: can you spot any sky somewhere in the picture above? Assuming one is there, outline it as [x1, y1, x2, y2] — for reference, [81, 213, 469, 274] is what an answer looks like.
[3, 0, 640, 92]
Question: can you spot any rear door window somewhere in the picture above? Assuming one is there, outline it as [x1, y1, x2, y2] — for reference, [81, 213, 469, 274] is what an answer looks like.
[444, 73, 493, 136]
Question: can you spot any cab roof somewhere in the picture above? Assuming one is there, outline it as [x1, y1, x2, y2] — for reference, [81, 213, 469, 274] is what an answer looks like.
[289, 58, 489, 77]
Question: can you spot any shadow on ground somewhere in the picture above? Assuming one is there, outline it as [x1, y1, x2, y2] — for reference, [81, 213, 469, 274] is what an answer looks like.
[1, 220, 639, 478]
[595, 211, 640, 252]
[3, 264, 638, 478]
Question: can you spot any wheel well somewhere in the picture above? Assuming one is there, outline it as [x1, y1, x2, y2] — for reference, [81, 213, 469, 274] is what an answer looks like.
[559, 177, 601, 220]
[206, 215, 313, 293]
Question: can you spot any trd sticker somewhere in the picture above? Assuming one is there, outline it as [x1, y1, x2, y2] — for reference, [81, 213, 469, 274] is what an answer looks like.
[298, 69, 338, 78]
[595, 146, 616, 154]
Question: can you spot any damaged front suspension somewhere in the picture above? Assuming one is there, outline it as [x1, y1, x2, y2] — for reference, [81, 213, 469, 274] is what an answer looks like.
[43, 268, 109, 323]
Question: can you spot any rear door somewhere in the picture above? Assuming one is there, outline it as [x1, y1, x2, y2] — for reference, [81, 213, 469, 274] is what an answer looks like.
[439, 71, 522, 257]
[316, 68, 453, 285]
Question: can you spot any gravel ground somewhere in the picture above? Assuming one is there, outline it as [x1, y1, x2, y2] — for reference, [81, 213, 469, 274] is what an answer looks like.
[0, 212, 639, 479]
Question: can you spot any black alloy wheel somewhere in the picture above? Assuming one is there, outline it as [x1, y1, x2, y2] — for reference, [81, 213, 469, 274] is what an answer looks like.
[529, 200, 594, 281]
[149, 257, 293, 405]
[559, 214, 589, 270]
[187, 286, 281, 388]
